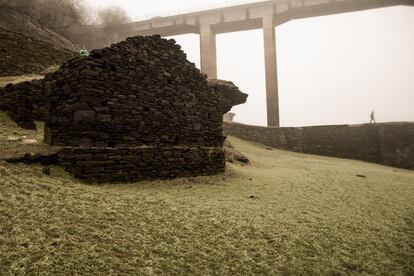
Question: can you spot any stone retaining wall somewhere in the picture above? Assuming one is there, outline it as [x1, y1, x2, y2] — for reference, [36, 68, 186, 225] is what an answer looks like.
[224, 122, 414, 169]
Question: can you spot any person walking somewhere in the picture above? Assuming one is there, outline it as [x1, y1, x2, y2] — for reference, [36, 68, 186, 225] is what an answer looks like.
[369, 111, 376, 124]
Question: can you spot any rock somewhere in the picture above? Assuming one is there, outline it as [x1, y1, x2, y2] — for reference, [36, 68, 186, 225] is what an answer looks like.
[71, 102, 90, 111]
[208, 79, 248, 113]
[22, 138, 38, 144]
[97, 114, 111, 122]
[74, 110, 96, 123]
[224, 139, 250, 164]
[7, 135, 20, 142]
[6, 152, 58, 165]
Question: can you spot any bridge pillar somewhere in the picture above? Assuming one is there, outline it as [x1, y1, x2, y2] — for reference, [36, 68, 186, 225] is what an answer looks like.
[263, 15, 280, 127]
[200, 24, 217, 79]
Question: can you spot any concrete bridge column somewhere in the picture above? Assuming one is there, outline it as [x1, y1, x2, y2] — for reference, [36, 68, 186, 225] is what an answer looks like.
[200, 24, 217, 79]
[263, 15, 280, 127]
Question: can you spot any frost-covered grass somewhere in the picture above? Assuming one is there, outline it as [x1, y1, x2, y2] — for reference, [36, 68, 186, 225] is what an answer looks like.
[0, 113, 413, 275]
[0, 112, 46, 159]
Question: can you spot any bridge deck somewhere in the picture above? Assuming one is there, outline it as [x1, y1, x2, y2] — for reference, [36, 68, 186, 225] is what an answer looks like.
[106, 0, 413, 37]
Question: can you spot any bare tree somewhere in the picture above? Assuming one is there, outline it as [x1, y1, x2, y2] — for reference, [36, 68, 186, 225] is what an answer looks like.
[0, 0, 130, 34]
[97, 5, 131, 27]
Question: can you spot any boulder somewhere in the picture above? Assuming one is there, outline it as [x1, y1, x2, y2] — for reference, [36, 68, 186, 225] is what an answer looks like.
[223, 139, 250, 164]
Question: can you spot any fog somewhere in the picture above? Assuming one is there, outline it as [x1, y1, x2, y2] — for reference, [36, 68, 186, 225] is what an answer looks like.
[87, 0, 414, 126]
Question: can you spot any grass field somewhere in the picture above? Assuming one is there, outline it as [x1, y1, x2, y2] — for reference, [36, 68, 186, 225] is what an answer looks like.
[1, 112, 414, 275]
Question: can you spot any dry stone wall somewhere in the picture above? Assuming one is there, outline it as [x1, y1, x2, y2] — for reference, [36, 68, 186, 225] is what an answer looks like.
[224, 122, 414, 170]
[44, 35, 246, 182]
[57, 147, 225, 182]
[46, 35, 226, 148]
[0, 78, 48, 129]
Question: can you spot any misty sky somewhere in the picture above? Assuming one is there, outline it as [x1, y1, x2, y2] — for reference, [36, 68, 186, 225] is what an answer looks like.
[87, 0, 414, 127]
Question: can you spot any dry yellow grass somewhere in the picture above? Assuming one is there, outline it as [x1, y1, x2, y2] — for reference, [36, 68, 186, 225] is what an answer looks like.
[0, 75, 43, 88]
[0, 66, 60, 88]
[0, 112, 47, 159]
[0, 112, 413, 275]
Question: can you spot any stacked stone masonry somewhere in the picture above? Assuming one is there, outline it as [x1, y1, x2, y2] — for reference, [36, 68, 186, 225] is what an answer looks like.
[224, 122, 414, 170]
[58, 147, 225, 182]
[0, 78, 48, 129]
[47, 36, 227, 147]
[44, 35, 247, 182]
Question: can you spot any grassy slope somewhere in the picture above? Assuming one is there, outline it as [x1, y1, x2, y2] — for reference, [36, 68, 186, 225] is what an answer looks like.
[0, 112, 413, 275]
[0, 66, 59, 88]
[0, 75, 43, 88]
[0, 112, 47, 159]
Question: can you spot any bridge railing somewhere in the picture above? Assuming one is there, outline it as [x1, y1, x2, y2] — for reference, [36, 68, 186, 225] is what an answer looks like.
[133, 0, 270, 21]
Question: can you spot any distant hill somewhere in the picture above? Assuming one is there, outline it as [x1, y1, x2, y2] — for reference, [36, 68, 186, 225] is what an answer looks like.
[0, 7, 77, 76]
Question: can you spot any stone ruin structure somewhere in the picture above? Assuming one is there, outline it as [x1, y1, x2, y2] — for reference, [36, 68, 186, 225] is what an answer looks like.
[43, 35, 247, 182]
[0, 79, 46, 130]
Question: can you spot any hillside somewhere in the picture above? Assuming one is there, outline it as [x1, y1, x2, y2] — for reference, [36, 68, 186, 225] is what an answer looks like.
[0, 6, 78, 77]
[0, 7, 78, 52]
[0, 27, 75, 77]
[0, 111, 413, 275]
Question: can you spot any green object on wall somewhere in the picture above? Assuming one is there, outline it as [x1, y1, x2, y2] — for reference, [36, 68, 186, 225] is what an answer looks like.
[80, 46, 89, 57]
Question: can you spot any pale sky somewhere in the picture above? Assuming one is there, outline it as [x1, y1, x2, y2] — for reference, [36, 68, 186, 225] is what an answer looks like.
[87, 0, 414, 127]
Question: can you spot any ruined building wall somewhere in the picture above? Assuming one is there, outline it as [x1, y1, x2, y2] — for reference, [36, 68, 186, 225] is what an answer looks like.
[45, 35, 242, 182]
[45, 36, 224, 148]
[0, 79, 47, 129]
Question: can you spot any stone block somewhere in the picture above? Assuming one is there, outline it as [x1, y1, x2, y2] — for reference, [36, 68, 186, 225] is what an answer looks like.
[74, 110, 96, 123]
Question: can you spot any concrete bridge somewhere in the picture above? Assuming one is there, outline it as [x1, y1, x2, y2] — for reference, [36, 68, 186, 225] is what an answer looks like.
[99, 0, 414, 127]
